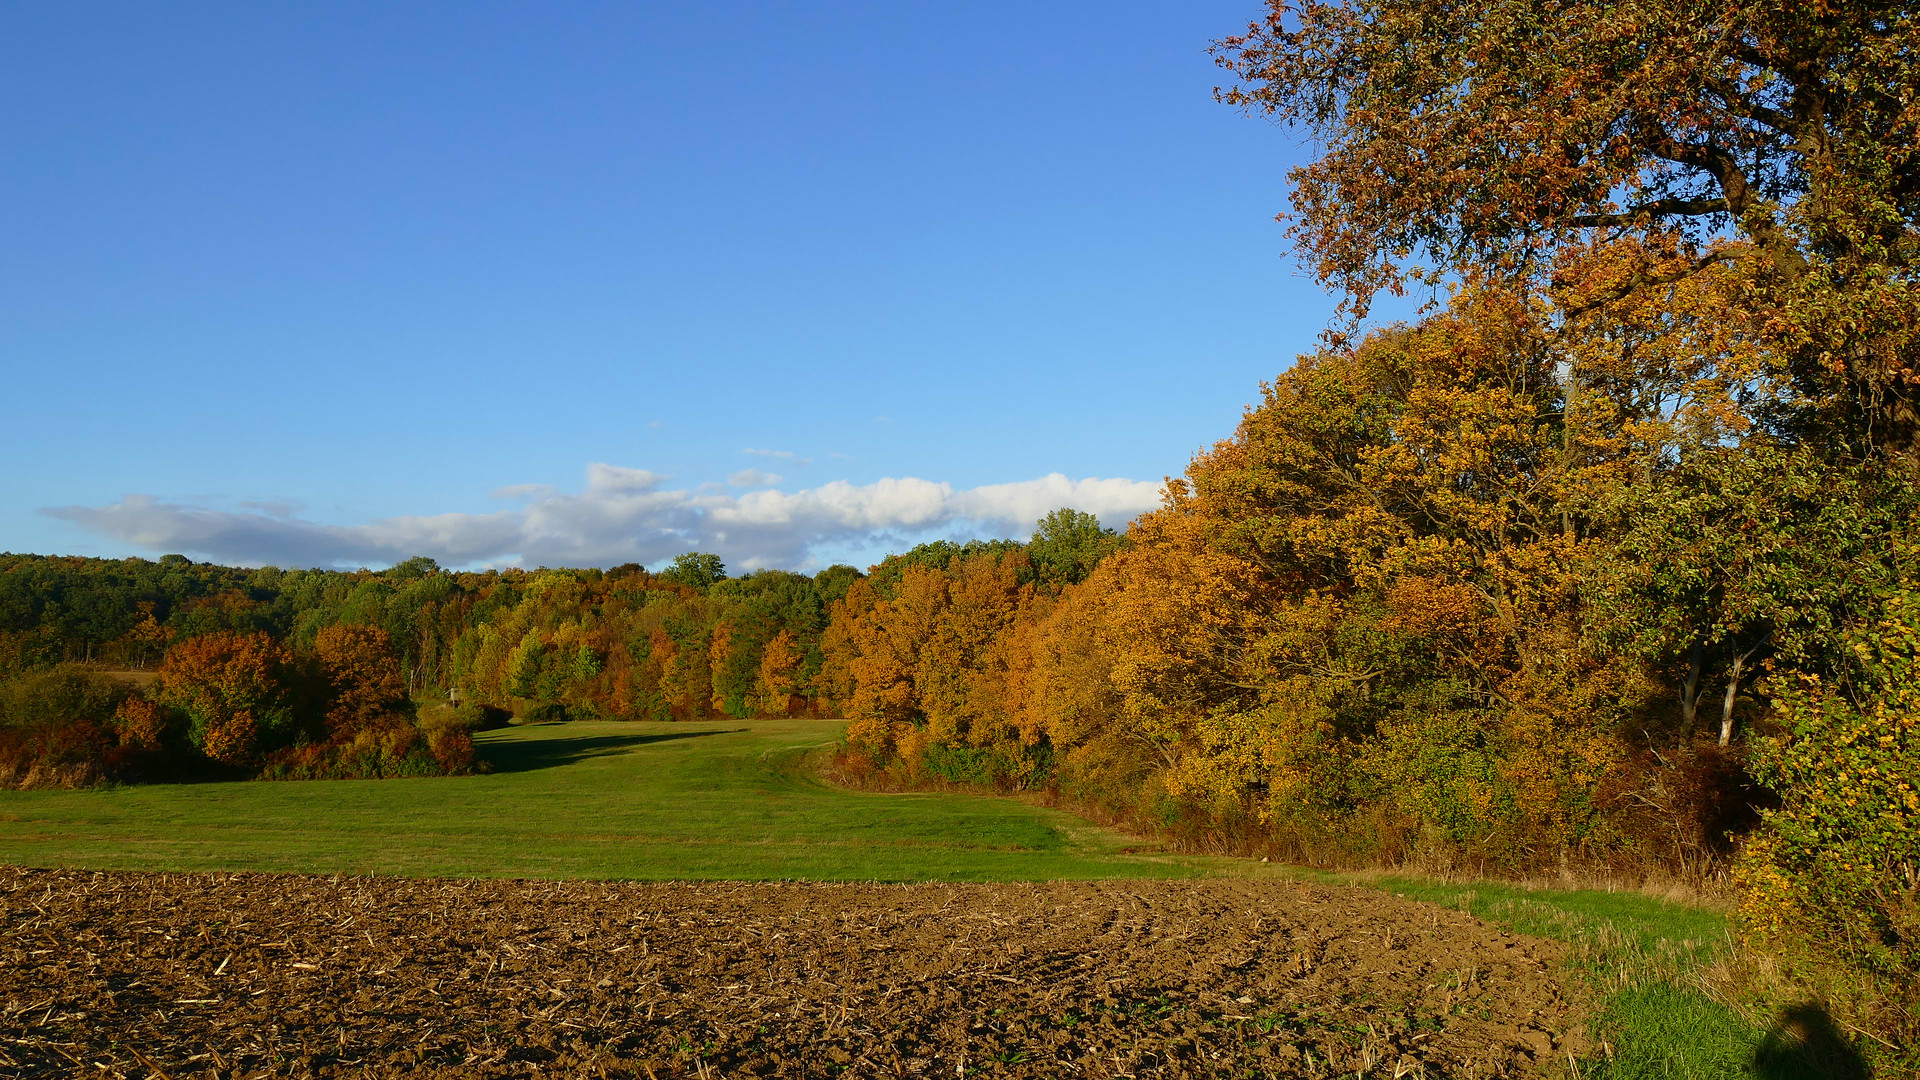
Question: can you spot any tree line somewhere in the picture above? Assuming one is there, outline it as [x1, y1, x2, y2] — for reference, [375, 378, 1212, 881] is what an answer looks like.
[0, 548, 868, 786]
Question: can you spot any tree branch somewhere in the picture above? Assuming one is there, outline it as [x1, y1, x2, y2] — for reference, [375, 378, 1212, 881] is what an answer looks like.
[1557, 247, 1743, 319]
[1571, 197, 1729, 229]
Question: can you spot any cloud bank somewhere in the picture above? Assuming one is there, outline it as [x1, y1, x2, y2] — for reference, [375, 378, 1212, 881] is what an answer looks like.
[43, 464, 1165, 572]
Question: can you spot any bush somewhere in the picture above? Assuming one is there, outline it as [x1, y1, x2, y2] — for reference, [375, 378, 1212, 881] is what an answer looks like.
[919, 739, 1054, 791]
[0, 717, 114, 788]
[520, 701, 573, 724]
[0, 664, 130, 730]
[260, 722, 483, 781]
[1737, 581, 1920, 1048]
[455, 702, 512, 731]
[0, 665, 140, 788]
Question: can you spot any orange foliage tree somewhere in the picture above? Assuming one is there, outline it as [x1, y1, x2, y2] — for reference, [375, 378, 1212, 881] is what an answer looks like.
[314, 623, 410, 740]
[825, 547, 1042, 786]
[155, 631, 299, 765]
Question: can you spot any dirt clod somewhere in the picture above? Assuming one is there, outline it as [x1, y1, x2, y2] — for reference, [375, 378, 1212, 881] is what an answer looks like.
[0, 867, 1579, 1077]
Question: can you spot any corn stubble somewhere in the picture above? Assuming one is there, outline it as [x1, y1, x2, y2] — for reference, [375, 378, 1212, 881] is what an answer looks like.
[2, 868, 1580, 1078]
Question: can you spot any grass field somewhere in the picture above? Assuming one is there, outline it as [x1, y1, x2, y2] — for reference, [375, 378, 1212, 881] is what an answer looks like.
[0, 719, 1220, 880]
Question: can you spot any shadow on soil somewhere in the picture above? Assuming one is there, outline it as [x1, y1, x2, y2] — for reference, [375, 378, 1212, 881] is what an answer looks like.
[478, 728, 743, 773]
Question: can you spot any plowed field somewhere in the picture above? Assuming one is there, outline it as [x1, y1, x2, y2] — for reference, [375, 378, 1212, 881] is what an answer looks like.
[2, 868, 1582, 1078]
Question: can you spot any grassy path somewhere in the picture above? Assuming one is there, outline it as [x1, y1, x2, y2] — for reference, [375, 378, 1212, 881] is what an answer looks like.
[0, 719, 1213, 880]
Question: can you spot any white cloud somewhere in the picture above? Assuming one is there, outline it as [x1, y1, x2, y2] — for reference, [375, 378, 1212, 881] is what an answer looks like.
[743, 447, 814, 466]
[726, 469, 784, 487]
[44, 466, 1164, 572]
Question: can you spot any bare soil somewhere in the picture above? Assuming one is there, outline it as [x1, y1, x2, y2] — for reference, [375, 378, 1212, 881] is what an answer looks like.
[1, 868, 1582, 1078]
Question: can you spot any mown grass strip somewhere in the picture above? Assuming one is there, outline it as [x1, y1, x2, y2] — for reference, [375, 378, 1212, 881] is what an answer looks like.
[1317, 875, 1804, 1079]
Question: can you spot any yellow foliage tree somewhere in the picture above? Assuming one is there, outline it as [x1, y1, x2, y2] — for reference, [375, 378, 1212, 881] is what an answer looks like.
[753, 629, 801, 716]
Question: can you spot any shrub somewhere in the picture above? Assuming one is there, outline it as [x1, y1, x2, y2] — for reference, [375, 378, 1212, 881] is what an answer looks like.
[426, 727, 481, 773]
[455, 702, 512, 731]
[260, 722, 483, 781]
[0, 717, 114, 788]
[0, 665, 141, 788]
[1738, 581, 1920, 1047]
[520, 701, 572, 724]
[919, 739, 1054, 791]
[0, 664, 130, 730]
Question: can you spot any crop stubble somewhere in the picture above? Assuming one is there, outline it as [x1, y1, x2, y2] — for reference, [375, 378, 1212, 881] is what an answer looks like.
[2, 868, 1580, 1077]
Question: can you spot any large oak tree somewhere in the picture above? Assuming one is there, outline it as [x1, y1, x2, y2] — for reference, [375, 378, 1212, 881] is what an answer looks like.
[1214, 0, 1920, 451]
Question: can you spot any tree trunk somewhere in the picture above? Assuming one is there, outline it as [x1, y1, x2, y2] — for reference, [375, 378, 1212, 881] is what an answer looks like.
[1719, 650, 1749, 748]
[1681, 639, 1704, 729]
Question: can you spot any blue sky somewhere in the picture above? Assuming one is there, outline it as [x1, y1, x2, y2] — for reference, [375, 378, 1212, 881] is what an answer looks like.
[2, 1, 1348, 572]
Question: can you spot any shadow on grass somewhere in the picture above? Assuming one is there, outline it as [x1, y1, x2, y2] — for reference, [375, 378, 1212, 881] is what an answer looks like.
[1755, 1004, 1871, 1080]
[479, 729, 743, 773]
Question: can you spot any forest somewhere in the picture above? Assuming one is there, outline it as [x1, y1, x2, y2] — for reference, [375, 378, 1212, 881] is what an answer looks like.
[3, 0, 1917, 1057]
[0, 547, 865, 781]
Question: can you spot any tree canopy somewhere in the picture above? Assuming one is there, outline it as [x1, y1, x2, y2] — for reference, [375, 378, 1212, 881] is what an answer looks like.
[1215, 0, 1920, 452]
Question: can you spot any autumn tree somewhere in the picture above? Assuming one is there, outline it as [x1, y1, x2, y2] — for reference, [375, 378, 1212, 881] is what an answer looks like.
[314, 623, 410, 740]
[155, 631, 299, 765]
[123, 602, 170, 668]
[825, 548, 1035, 781]
[647, 626, 684, 719]
[1003, 284, 1696, 857]
[912, 549, 1028, 756]
[1214, 0, 1920, 453]
[831, 570, 941, 753]
[707, 622, 735, 715]
[754, 629, 802, 716]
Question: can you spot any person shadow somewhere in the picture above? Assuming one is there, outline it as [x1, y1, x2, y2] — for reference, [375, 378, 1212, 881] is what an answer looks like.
[1754, 1004, 1871, 1080]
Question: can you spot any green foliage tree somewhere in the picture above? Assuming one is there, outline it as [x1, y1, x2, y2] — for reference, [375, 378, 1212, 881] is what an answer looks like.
[866, 539, 1026, 599]
[659, 552, 726, 591]
[811, 564, 863, 606]
[1026, 508, 1123, 589]
[1594, 449, 1918, 743]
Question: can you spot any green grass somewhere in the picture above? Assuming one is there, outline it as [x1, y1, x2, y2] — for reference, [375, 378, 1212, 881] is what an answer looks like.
[1314, 877, 1805, 1079]
[0, 719, 1222, 881]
